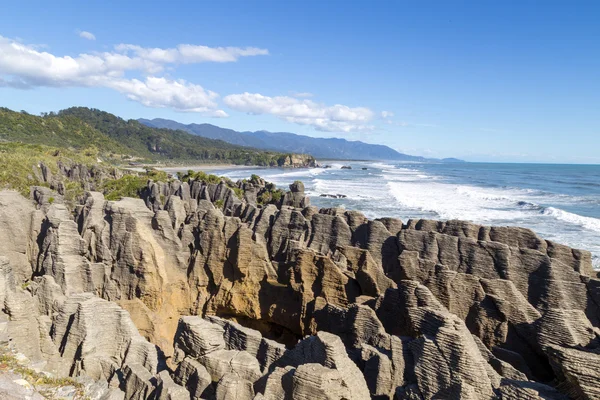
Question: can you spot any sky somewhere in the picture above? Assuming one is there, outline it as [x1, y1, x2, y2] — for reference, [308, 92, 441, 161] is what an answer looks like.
[0, 0, 599, 163]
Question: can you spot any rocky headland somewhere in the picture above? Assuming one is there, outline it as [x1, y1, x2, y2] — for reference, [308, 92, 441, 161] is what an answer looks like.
[1, 160, 599, 399]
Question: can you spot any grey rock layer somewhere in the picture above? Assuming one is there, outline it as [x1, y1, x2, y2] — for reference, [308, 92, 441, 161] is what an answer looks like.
[0, 178, 599, 400]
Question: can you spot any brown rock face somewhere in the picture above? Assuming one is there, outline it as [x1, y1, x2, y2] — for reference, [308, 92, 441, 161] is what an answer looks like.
[1, 178, 599, 399]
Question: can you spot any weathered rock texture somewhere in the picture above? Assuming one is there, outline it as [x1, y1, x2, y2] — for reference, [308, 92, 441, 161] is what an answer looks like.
[1, 173, 599, 399]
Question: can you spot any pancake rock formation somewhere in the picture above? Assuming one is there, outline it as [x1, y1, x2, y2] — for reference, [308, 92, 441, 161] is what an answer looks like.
[0, 174, 599, 399]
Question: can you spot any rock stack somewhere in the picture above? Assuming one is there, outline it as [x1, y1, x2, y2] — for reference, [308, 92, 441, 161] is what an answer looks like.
[0, 175, 599, 399]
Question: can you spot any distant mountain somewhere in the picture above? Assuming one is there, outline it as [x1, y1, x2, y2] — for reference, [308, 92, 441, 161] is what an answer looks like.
[139, 118, 444, 162]
[140, 118, 267, 149]
[441, 158, 466, 163]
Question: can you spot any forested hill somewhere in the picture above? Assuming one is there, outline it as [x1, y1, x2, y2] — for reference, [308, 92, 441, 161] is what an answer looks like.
[0, 107, 131, 155]
[0, 107, 315, 166]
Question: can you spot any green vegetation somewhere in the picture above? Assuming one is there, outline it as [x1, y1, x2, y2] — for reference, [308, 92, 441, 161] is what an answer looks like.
[0, 107, 130, 158]
[271, 189, 284, 202]
[57, 107, 300, 165]
[0, 139, 248, 204]
[63, 180, 86, 205]
[0, 142, 97, 196]
[102, 169, 168, 201]
[214, 199, 224, 209]
[0, 117, 296, 208]
[0, 106, 314, 166]
[0, 141, 149, 203]
[178, 170, 223, 184]
[178, 169, 245, 199]
[102, 174, 148, 201]
[0, 106, 316, 204]
[257, 187, 284, 205]
[232, 187, 244, 198]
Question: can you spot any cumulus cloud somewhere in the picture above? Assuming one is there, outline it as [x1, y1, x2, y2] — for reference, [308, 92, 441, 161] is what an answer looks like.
[224, 92, 374, 132]
[0, 36, 153, 86]
[77, 30, 96, 40]
[381, 110, 394, 118]
[106, 76, 227, 115]
[0, 35, 266, 116]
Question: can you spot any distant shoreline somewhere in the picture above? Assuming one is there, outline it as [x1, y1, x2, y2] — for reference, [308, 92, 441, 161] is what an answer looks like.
[125, 164, 259, 173]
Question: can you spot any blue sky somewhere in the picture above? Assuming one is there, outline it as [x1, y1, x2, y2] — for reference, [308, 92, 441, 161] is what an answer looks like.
[0, 0, 599, 163]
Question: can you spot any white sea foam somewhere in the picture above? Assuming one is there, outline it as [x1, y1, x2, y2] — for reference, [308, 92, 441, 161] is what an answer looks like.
[541, 207, 600, 233]
[265, 168, 324, 179]
[312, 178, 386, 200]
[368, 162, 396, 169]
[329, 163, 346, 169]
[387, 180, 529, 221]
[455, 185, 536, 204]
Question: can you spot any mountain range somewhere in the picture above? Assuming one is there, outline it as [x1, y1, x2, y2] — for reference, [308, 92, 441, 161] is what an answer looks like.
[139, 118, 462, 162]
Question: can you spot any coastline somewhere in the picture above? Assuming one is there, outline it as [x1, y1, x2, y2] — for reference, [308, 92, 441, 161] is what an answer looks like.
[0, 163, 598, 398]
[124, 163, 254, 173]
[158, 164, 263, 173]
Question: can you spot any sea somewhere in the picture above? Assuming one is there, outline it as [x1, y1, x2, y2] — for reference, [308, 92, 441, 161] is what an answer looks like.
[174, 161, 600, 270]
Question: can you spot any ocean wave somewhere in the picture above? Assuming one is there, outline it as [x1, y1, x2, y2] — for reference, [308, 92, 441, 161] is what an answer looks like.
[386, 180, 528, 221]
[329, 163, 347, 169]
[266, 168, 324, 179]
[313, 178, 386, 200]
[382, 168, 420, 174]
[516, 200, 541, 210]
[541, 207, 600, 233]
[367, 162, 396, 169]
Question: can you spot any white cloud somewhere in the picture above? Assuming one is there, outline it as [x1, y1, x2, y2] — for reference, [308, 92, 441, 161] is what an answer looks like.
[0, 35, 381, 126]
[381, 110, 394, 118]
[77, 30, 96, 40]
[224, 92, 374, 132]
[0, 35, 161, 86]
[115, 43, 268, 64]
[0, 35, 265, 116]
[106, 76, 227, 115]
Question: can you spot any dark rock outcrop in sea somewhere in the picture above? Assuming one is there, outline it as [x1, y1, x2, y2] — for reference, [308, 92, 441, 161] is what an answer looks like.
[0, 174, 599, 399]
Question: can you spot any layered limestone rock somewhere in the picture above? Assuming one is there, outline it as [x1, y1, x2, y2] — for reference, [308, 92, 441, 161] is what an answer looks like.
[1, 173, 599, 399]
[0, 191, 39, 283]
[0, 256, 161, 399]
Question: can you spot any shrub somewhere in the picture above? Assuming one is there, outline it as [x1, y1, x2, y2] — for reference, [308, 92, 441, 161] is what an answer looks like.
[251, 174, 261, 182]
[179, 170, 223, 184]
[271, 189, 283, 202]
[102, 175, 147, 201]
[0, 142, 96, 196]
[257, 192, 271, 205]
[233, 187, 244, 199]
